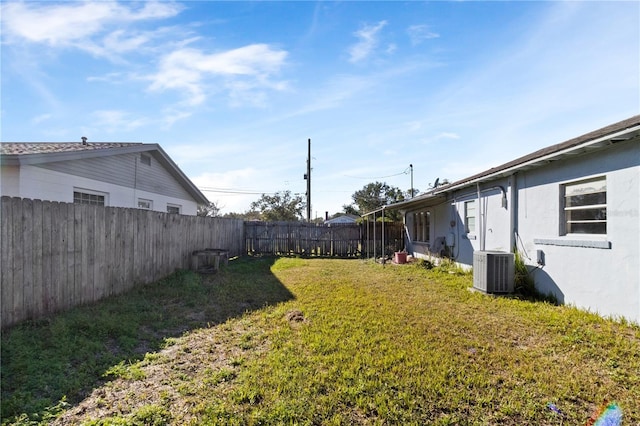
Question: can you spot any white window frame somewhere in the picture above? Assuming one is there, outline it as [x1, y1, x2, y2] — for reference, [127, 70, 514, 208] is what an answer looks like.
[562, 176, 607, 235]
[167, 203, 181, 214]
[464, 200, 476, 234]
[138, 198, 153, 210]
[73, 188, 108, 206]
[413, 211, 430, 243]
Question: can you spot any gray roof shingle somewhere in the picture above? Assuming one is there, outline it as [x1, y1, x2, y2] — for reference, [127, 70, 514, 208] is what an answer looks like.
[0, 142, 143, 155]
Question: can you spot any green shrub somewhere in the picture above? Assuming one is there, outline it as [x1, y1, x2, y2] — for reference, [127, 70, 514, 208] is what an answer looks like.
[414, 258, 434, 270]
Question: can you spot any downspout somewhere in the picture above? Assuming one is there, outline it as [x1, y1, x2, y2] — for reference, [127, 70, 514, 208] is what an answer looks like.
[509, 173, 517, 252]
[477, 183, 484, 251]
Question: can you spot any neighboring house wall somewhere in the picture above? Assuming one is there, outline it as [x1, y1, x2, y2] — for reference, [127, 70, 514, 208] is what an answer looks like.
[2, 153, 199, 215]
[325, 215, 357, 225]
[516, 141, 639, 323]
[0, 165, 19, 196]
[36, 152, 193, 201]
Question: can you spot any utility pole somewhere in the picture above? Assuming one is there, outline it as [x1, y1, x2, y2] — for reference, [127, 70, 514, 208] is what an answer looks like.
[305, 138, 311, 222]
[410, 164, 414, 198]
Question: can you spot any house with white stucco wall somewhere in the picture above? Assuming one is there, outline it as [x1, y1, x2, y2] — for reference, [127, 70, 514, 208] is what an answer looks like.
[0, 141, 208, 215]
[385, 115, 640, 323]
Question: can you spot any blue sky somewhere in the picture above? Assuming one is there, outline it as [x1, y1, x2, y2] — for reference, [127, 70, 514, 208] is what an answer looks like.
[2, 1, 638, 217]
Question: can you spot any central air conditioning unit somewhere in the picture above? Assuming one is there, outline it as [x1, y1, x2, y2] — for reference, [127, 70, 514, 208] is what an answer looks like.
[473, 251, 515, 293]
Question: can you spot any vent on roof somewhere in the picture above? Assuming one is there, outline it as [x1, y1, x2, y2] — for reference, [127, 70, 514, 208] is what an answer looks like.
[473, 251, 514, 293]
[81, 136, 88, 145]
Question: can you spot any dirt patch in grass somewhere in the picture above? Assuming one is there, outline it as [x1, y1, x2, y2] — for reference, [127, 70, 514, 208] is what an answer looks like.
[52, 320, 265, 425]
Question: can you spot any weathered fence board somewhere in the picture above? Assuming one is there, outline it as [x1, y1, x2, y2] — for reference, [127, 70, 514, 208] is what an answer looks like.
[1, 196, 245, 328]
[244, 221, 403, 258]
[1, 198, 13, 326]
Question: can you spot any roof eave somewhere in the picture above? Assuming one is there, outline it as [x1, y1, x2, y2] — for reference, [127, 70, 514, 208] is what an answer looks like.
[361, 193, 447, 217]
[151, 145, 209, 205]
[1, 144, 209, 205]
[431, 124, 640, 196]
[1, 144, 151, 166]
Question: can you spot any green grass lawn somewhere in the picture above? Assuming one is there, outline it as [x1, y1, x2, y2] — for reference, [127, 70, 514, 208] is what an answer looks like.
[2, 257, 639, 425]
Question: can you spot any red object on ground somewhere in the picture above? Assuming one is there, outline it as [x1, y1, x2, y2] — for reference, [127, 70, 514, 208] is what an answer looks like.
[395, 252, 407, 264]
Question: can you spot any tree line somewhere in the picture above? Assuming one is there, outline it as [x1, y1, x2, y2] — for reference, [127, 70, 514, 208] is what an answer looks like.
[197, 181, 420, 222]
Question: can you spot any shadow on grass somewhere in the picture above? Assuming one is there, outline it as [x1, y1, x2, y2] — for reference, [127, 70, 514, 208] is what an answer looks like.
[1, 256, 294, 425]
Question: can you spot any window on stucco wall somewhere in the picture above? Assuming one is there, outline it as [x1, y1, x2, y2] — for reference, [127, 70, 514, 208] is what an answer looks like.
[167, 204, 181, 214]
[562, 176, 606, 235]
[138, 199, 153, 210]
[464, 200, 476, 234]
[73, 189, 107, 206]
[413, 211, 430, 242]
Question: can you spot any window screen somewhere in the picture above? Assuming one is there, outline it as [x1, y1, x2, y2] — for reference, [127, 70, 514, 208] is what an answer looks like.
[563, 177, 606, 234]
[73, 191, 105, 206]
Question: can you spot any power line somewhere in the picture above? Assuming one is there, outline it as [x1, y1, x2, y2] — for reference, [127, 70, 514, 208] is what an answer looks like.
[199, 187, 305, 197]
[343, 166, 412, 180]
[199, 187, 279, 195]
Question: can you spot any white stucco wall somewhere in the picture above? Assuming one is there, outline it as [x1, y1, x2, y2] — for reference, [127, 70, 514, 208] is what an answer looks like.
[1, 165, 198, 215]
[516, 141, 639, 323]
[402, 140, 639, 323]
[418, 181, 512, 266]
[455, 185, 511, 259]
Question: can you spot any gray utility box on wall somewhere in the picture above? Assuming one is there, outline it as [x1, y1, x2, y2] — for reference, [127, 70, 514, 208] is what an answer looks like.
[473, 251, 515, 293]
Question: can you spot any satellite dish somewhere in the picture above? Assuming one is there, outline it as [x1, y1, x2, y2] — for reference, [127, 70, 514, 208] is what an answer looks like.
[433, 178, 440, 188]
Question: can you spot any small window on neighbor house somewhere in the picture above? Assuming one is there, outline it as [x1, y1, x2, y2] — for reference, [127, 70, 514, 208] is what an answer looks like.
[464, 200, 476, 233]
[167, 204, 181, 214]
[563, 176, 606, 235]
[413, 211, 430, 242]
[73, 190, 106, 206]
[138, 199, 152, 210]
[140, 154, 151, 166]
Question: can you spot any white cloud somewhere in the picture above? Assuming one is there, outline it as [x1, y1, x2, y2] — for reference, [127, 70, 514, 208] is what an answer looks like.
[31, 113, 52, 124]
[406, 24, 439, 46]
[1, 1, 183, 58]
[436, 132, 460, 140]
[348, 20, 388, 63]
[92, 110, 149, 132]
[160, 109, 193, 129]
[147, 44, 288, 106]
[102, 30, 151, 54]
[87, 72, 127, 84]
[2, 2, 116, 45]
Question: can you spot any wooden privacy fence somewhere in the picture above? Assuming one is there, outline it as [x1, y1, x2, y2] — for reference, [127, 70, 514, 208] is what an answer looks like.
[246, 221, 362, 257]
[0, 196, 244, 328]
[245, 221, 405, 258]
[361, 221, 406, 259]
